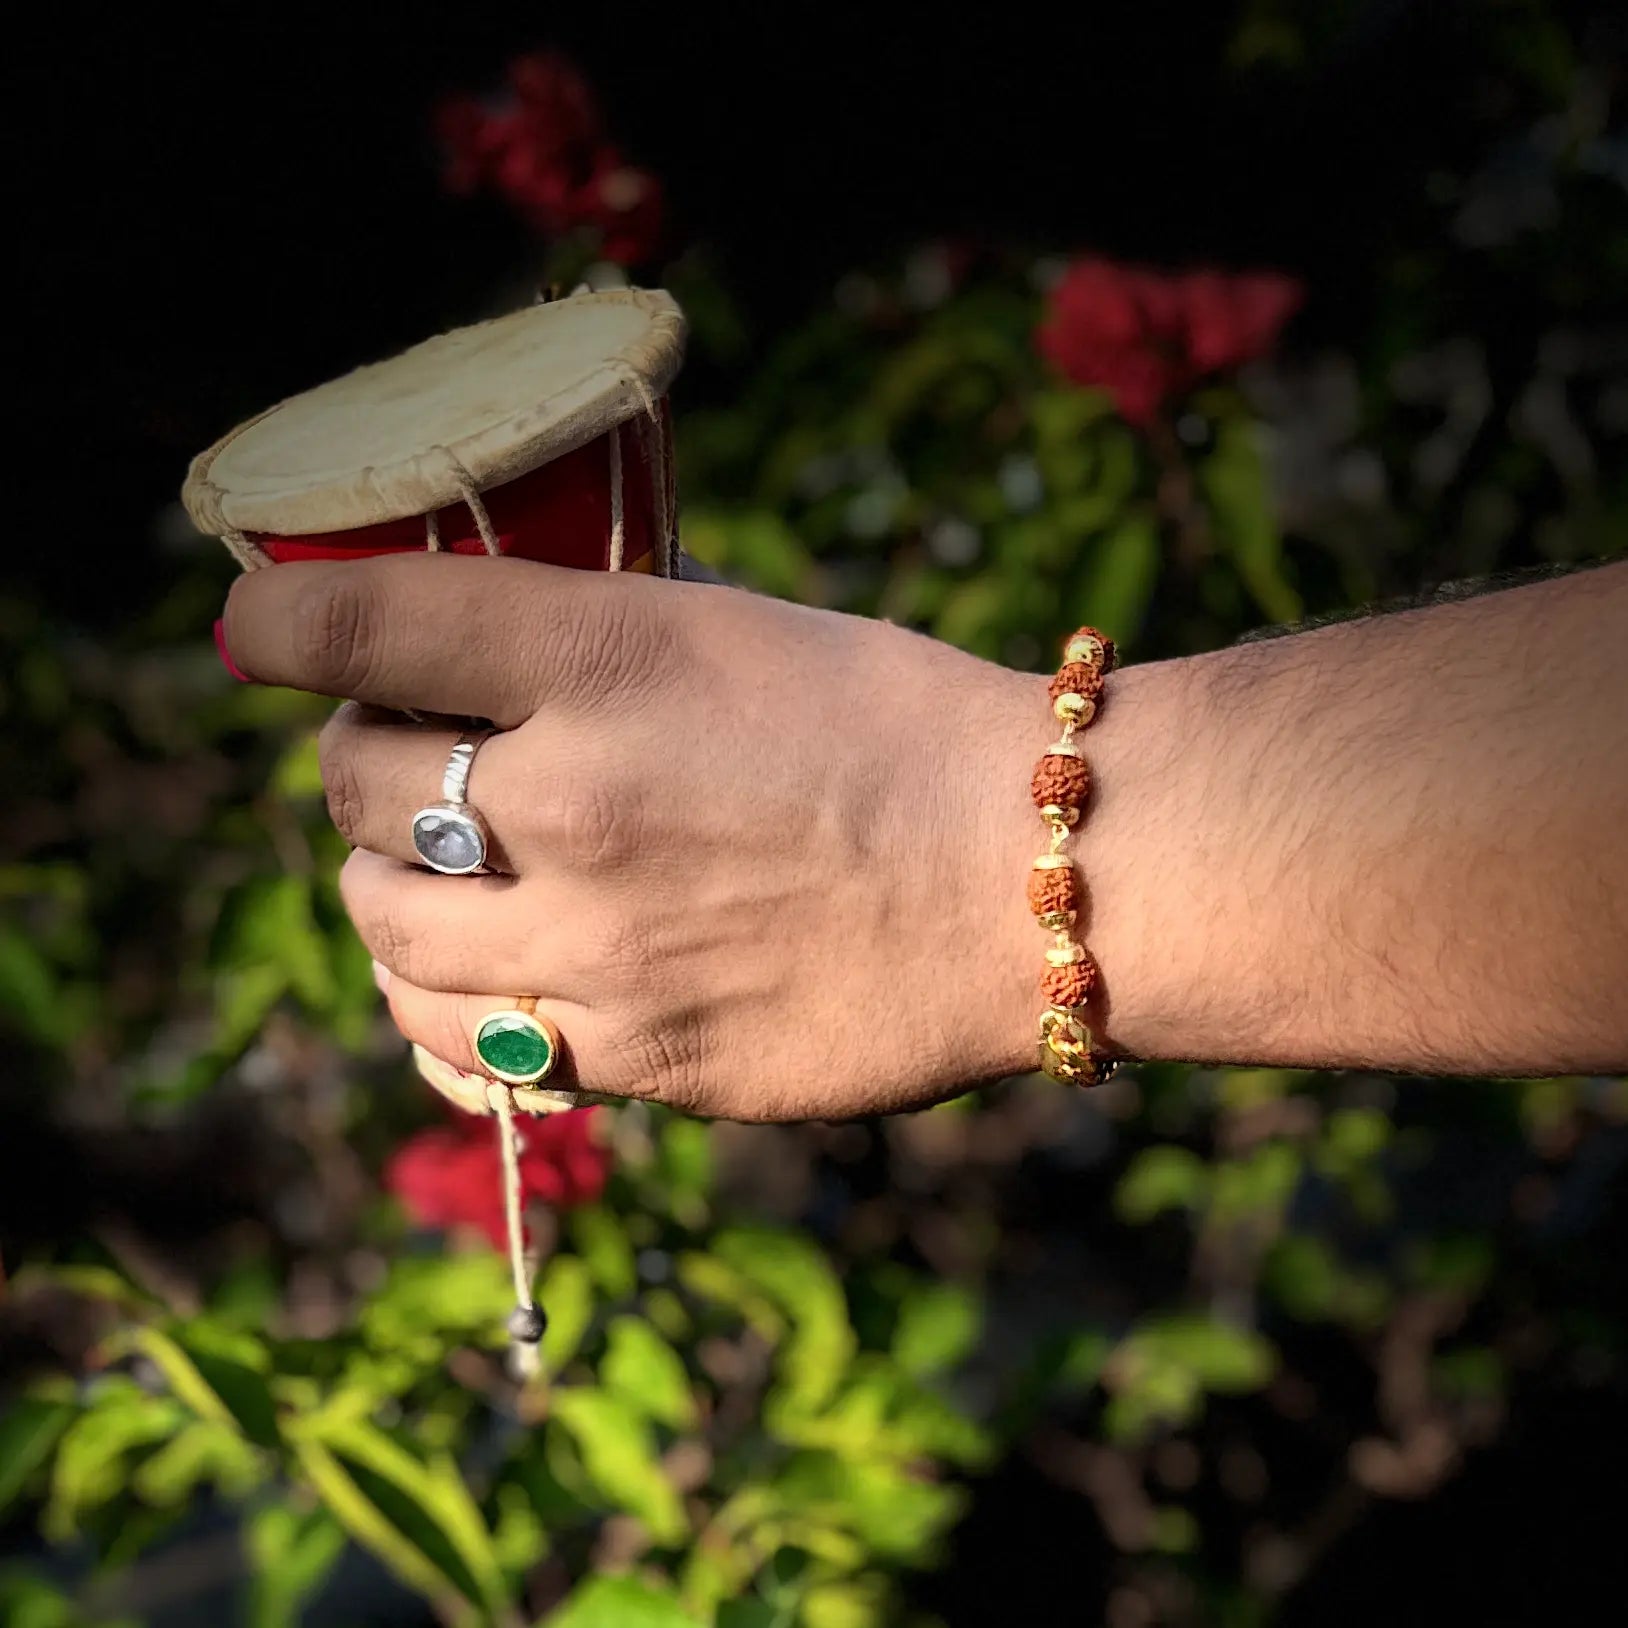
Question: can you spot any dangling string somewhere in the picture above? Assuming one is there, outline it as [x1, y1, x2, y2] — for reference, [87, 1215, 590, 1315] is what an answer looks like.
[424, 508, 442, 552]
[489, 1083, 543, 1379]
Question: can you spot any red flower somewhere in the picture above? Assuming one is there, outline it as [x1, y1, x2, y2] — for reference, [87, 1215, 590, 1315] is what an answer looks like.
[433, 50, 666, 266]
[386, 1105, 611, 1247]
[1035, 256, 1303, 427]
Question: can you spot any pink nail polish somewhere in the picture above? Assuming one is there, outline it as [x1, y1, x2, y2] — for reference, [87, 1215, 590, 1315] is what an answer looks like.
[213, 619, 250, 682]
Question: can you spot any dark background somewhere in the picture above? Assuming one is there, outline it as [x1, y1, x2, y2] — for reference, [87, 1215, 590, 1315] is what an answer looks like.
[14, 0, 1483, 617]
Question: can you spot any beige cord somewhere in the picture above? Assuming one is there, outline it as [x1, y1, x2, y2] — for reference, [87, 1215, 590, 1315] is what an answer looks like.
[489, 1083, 542, 1379]
[608, 422, 625, 572]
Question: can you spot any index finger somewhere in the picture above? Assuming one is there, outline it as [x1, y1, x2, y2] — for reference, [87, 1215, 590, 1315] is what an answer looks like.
[220, 552, 648, 723]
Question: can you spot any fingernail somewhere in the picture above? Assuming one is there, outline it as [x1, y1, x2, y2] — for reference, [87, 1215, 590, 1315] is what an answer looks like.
[372, 959, 391, 994]
[213, 618, 250, 682]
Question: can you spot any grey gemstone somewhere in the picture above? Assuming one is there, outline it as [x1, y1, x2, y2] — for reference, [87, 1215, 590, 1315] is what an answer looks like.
[412, 809, 485, 873]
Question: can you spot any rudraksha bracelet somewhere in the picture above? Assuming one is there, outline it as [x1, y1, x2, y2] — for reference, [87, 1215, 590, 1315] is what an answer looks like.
[1029, 626, 1122, 1086]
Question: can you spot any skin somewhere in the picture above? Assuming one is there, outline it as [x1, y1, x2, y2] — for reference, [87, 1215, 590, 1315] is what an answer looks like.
[221, 554, 1628, 1120]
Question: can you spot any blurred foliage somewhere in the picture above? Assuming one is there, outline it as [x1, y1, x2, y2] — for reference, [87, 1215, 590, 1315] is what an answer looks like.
[3, 3, 1627, 1625]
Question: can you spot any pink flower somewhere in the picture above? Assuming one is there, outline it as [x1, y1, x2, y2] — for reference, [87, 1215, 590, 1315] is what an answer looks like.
[1035, 256, 1303, 427]
[386, 1106, 611, 1247]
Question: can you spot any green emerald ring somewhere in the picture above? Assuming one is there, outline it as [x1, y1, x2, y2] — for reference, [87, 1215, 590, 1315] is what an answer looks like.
[472, 999, 560, 1087]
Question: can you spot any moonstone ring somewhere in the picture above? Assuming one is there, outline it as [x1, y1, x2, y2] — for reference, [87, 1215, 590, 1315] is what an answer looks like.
[411, 732, 492, 875]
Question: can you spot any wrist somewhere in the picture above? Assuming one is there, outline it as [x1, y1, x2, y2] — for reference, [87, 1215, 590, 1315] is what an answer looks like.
[964, 649, 1203, 1080]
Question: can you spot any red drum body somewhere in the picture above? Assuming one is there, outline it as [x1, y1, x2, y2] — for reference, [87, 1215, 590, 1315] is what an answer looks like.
[248, 396, 675, 575]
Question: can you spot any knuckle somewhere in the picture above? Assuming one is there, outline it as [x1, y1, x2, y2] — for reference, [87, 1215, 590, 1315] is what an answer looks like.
[555, 776, 642, 872]
[290, 571, 379, 694]
[607, 1017, 706, 1113]
[340, 858, 415, 976]
[318, 711, 367, 847]
[388, 990, 478, 1074]
[545, 586, 666, 711]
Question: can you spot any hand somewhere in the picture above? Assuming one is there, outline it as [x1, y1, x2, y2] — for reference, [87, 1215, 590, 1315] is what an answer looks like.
[221, 554, 1057, 1120]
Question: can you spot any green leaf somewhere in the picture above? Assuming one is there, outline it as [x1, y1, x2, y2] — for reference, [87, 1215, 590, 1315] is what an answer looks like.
[890, 1282, 981, 1379]
[1200, 419, 1302, 624]
[600, 1317, 698, 1431]
[244, 1502, 347, 1628]
[361, 1253, 516, 1355]
[141, 1321, 280, 1447]
[1114, 1146, 1210, 1224]
[713, 1227, 856, 1414]
[10, 1263, 157, 1315]
[45, 1383, 185, 1541]
[537, 1255, 596, 1376]
[0, 1564, 136, 1628]
[931, 574, 1010, 656]
[675, 1254, 786, 1345]
[541, 1574, 704, 1628]
[1406, 1233, 1495, 1297]
[132, 1419, 264, 1506]
[0, 1398, 77, 1515]
[214, 875, 336, 1014]
[270, 731, 325, 798]
[211, 965, 287, 1056]
[801, 1576, 891, 1628]
[656, 1116, 713, 1219]
[569, 1207, 638, 1300]
[768, 1453, 964, 1563]
[768, 1361, 993, 1469]
[290, 1436, 459, 1611]
[291, 1415, 509, 1619]
[1069, 512, 1161, 647]
[1321, 1107, 1392, 1168]
[1208, 1143, 1303, 1225]
[548, 1390, 687, 1545]
[1126, 1315, 1277, 1393]
[682, 509, 815, 600]
[0, 923, 62, 1045]
[716, 1601, 779, 1628]
[1264, 1233, 1342, 1321]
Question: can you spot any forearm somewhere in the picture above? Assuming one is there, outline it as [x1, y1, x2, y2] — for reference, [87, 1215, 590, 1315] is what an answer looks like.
[980, 562, 1628, 1077]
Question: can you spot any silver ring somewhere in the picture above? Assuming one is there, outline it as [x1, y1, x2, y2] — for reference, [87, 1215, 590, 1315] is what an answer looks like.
[410, 732, 492, 874]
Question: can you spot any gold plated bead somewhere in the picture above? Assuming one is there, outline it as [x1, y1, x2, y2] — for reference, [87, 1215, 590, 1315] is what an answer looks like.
[1037, 908, 1075, 931]
[1039, 804, 1079, 826]
[1032, 853, 1072, 871]
[1045, 940, 1087, 967]
[1044, 738, 1084, 760]
[1038, 1007, 1091, 1046]
[1064, 633, 1106, 668]
[1053, 692, 1098, 726]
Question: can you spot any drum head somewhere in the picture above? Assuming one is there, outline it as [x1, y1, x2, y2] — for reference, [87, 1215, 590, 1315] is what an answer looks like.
[182, 287, 684, 538]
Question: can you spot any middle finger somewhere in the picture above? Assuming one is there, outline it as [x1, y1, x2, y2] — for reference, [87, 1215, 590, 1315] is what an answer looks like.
[318, 703, 527, 872]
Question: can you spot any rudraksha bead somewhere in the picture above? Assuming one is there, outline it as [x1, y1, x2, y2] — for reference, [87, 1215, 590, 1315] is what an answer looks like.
[1048, 662, 1105, 705]
[1041, 956, 1098, 1009]
[1027, 864, 1080, 917]
[1031, 753, 1090, 813]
